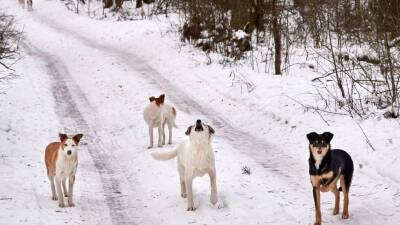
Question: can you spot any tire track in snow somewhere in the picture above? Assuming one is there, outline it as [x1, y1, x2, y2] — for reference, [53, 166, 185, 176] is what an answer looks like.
[23, 42, 139, 225]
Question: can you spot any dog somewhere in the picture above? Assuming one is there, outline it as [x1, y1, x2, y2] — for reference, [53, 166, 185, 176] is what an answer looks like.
[45, 133, 83, 207]
[18, 0, 25, 8]
[306, 132, 354, 225]
[27, 0, 32, 11]
[143, 94, 177, 148]
[151, 119, 218, 211]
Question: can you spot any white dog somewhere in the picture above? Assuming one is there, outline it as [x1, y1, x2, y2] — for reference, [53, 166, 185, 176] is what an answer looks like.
[18, 0, 25, 8]
[45, 133, 83, 207]
[151, 119, 219, 211]
[143, 94, 177, 148]
[27, 0, 33, 11]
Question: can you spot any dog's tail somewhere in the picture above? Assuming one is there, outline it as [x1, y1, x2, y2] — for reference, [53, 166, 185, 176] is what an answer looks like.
[151, 149, 177, 161]
[172, 107, 178, 128]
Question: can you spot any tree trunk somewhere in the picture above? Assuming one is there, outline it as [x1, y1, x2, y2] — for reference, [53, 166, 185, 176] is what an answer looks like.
[136, 0, 143, 8]
[103, 0, 123, 9]
[272, 0, 282, 75]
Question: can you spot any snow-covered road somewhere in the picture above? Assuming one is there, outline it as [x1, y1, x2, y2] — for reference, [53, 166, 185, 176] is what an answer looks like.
[1, 1, 400, 224]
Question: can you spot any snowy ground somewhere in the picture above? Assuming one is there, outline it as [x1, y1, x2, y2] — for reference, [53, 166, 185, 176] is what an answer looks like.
[1, 0, 400, 224]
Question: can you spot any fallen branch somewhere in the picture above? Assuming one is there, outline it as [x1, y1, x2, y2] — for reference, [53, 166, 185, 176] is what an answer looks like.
[356, 122, 376, 151]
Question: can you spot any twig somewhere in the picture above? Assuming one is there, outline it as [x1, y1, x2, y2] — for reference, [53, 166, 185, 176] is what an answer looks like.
[356, 122, 376, 151]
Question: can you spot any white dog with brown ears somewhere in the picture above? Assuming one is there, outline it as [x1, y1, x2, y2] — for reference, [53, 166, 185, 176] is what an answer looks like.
[18, 0, 25, 8]
[18, 0, 33, 11]
[45, 133, 83, 207]
[143, 94, 177, 149]
[151, 119, 222, 211]
[27, 0, 33, 11]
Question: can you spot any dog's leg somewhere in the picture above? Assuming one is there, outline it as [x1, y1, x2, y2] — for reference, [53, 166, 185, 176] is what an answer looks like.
[312, 187, 322, 225]
[167, 122, 173, 144]
[55, 176, 65, 207]
[208, 168, 218, 205]
[62, 178, 68, 197]
[148, 126, 153, 149]
[162, 121, 166, 145]
[157, 126, 163, 147]
[331, 186, 340, 215]
[340, 176, 350, 219]
[185, 174, 195, 211]
[179, 166, 186, 198]
[48, 174, 57, 200]
[180, 178, 187, 198]
[68, 175, 75, 207]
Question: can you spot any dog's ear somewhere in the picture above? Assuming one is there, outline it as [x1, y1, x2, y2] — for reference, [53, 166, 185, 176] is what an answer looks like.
[149, 96, 156, 102]
[59, 133, 68, 142]
[306, 132, 318, 143]
[155, 94, 165, 106]
[159, 94, 165, 103]
[185, 126, 192, 136]
[322, 132, 334, 143]
[207, 125, 215, 136]
[72, 134, 83, 144]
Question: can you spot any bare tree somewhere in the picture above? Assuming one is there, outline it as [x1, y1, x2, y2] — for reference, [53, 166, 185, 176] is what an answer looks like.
[271, 0, 282, 75]
[0, 13, 22, 72]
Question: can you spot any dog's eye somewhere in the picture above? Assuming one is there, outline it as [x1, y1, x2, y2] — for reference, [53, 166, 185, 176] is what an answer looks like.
[72, 144, 76, 147]
[312, 143, 317, 147]
[321, 143, 327, 147]
[64, 144, 68, 147]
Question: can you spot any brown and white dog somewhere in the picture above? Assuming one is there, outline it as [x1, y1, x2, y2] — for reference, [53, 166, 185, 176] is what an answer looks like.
[143, 94, 177, 148]
[45, 133, 83, 207]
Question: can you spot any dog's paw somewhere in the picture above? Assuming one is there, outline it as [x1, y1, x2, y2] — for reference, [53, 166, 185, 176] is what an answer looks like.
[58, 202, 65, 208]
[147, 146, 153, 149]
[187, 207, 196, 211]
[52, 196, 58, 201]
[333, 208, 339, 215]
[313, 222, 321, 225]
[168, 141, 172, 144]
[64, 194, 68, 197]
[181, 193, 187, 198]
[342, 213, 349, 219]
[68, 202, 75, 207]
[211, 199, 224, 209]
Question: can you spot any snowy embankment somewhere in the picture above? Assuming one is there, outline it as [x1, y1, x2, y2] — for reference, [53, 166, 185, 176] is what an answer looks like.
[0, 0, 399, 225]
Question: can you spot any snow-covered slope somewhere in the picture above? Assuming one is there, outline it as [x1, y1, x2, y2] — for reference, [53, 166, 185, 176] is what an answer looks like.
[0, 0, 399, 224]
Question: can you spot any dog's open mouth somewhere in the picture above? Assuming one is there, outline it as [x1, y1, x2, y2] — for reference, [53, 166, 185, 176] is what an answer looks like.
[195, 126, 203, 132]
[195, 119, 203, 132]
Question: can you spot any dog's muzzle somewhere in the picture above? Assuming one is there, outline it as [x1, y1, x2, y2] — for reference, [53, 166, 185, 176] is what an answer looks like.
[195, 119, 203, 132]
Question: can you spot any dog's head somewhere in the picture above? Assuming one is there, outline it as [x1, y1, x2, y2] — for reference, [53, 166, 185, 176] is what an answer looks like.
[149, 94, 165, 106]
[59, 133, 83, 157]
[185, 119, 215, 143]
[306, 132, 333, 160]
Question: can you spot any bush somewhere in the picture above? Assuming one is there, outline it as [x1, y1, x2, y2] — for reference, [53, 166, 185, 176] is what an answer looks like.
[0, 13, 22, 72]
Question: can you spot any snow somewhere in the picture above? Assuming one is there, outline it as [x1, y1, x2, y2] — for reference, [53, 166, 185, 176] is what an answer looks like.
[0, 0, 400, 224]
[233, 30, 248, 40]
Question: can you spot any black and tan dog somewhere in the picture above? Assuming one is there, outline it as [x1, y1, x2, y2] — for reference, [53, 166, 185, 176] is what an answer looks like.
[306, 132, 354, 225]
